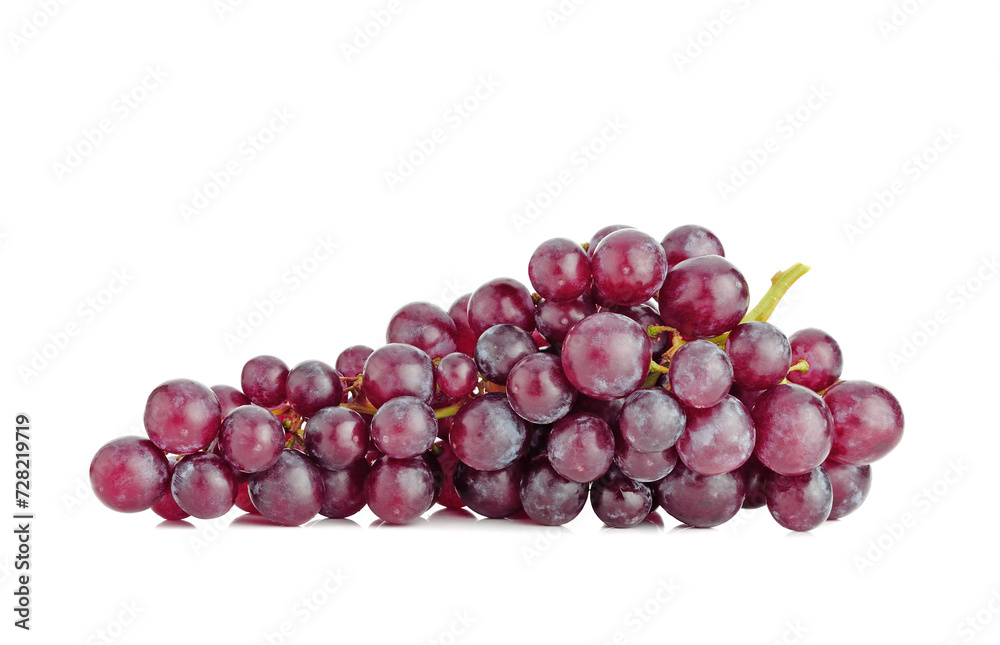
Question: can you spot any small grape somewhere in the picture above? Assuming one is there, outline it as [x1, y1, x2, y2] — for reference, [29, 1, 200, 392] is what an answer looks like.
[467, 278, 536, 336]
[669, 340, 734, 409]
[218, 405, 285, 473]
[725, 322, 792, 390]
[547, 412, 615, 483]
[370, 396, 438, 459]
[241, 355, 289, 408]
[787, 328, 843, 392]
[506, 353, 577, 424]
[361, 343, 435, 408]
[386, 302, 459, 359]
[591, 229, 668, 306]
[823, 380, 904, 465]
[654, 463, 745, 528]
[453, 460, 526, 518]
[318, 460, 368, 519]
[660, 224, 725, 269]
[474, 324, 537, 385]
[365, 456, 435, 524]
[144, 378, 222, 455]
[528, 237, 591, 302]
[765, 466, 833, 532]
[449, 393, 528, 471]
[304, 407, 369, 470]
[825, 459, 872, 520]
[590, 466, 653, 528]
[249, 449, 325, 526]
[618, 388, 686, 453]
[436, 352, 479, 398]
[286, 360, 344, 417]
[171, 453, 238, 520]
[519, 455, 589, 526]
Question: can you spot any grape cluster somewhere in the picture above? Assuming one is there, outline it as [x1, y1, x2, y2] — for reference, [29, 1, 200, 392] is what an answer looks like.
[89, 225, 904, 532]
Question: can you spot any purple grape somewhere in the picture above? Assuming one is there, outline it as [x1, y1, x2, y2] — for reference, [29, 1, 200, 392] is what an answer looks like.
[528, 237, 592, 302]
[365, 456, 436, 524]
[386, 301, 459, 359]
[676, 395, 755, 476]
[658, 256, 749, 340]
[605, 304, 669, 359]
[591, 466, 653, 528]
[654, 463, 745, 528]
[618, 388, 686, 453]
[286, 360, 344, 418]
[448, 294, 478, 355]
[591, 229, 668, 306]
[361, 343, 435, 408]
[561, 312, 652, 400]
[241, 355, 289, 408]
[432, 441, 465, 509]
[453, 460, 525, 518]
[669, 340, 734, 408]
[370, 396, 438, 459]
[740, 453, 770, 509]
[765, 466, 833, 532]
[304, 407, 368, 470]
[823, 380, 904, 465]
[436, 352, 479, 398]
[211, 384, 251, 418]
[825, 459, 872, 520]
[614, 436, 677, 483]
[752, 383, 833, 476]
[467, 278, 536, 337]
[152, 457, 189, 521]
[170, 453, 238, 520]
[449, 393, 528, 471]
[318, 459, 369, 519]
[787, 328, 844, 392]
[249, 449, 325, 526]
[660, 224, 725, 269]
[218, 405, 285, 473]
[729, 383, 766, 411]
[534, 294, 597, 346]
[547, 412, 615, 483]
[587, 224, 632, 256]
[725, 322, 792, 390]
[336, 345, 373, 380]
[474, 324, 538, 385]
[144, 378, 222, 454]
[90, 436, 170, 513]
[506, 353, 577, 424]
[519, 455, 589, 526]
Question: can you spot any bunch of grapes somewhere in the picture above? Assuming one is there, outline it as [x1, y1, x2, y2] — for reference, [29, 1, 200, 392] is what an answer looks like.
[89, 224, 904, 532]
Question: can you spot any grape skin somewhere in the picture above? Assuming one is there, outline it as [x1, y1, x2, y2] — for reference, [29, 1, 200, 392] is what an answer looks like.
[547, 412, 615, 483]
[241, 355, 289, 409]
[369, 396, 438, 459]
[725, 322, 792, 390]
[751, 383, 833, 476]
[658, 255, 749, 340]
[655, 462, 745, 528]
[361, 343, 435, 408]
[519, 455, 589, 526]
[618, 388, 686, 453]
[304, 407, 369, 470]
[528, 237, 591, 302]
[211, 384, 251, 418]
[286, 360, 344, 417]
[318, 460, 369, 519]
[669, 339, 734, 409]
[335, 345, 373, 380]
[449, 393, 529, 471]
[365, 456, 436, 524]
[561, 312, 652, 401]
[453, 460, 526, 518]
[218, 405, 285, 473]
[676, 395, 755, 476]
[90, 436, 170, 513]
[436, 352, 479, 398]
[386, 301, 459, 359]
[474, 324, 538, 385]
[144, 378, 222, 455]
[787, 328, 844, 392]
[249, 449, 325, 526]
[590, 466, 653, 528]
[170, 453, 238, 520]
[591, 229, 668, 306]
[660, 225, 725, 269]
[765, 466, 833, 532]
[506, 353, 577, 424]
[467, 278, 536, 337]
[534, 294, 596, 346]
[823, 380, 904, 465]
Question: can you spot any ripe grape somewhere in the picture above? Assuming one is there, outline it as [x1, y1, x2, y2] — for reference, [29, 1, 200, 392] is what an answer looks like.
[453, 460, 525, 518]
[304, 406, 369, 469]
[787, 328, 843, 392]
[318, 460, 368, 519]
[474, 324, 538, 384]
[449, 393, 528, 471]
[676, 395, 755, 476]
[614, 436, 677, 483]
[725, 321, 792, 390]
[528, 237, 591, 302]
[170, 453, 238, 520]
[286, 360, 344, 417]
[669, 340, 734, 409]
[249, 449, 325, 526]
[211, 384, 251, 418]
[823, 380, 904, 465]
[658, 255, 749, 339]
[335, 345, 373, 380]
[605, 304, 669, 359]
[365, 456, 436, 524]
[519, 455, 589, 526]
[448, 294, 478, 355]
[370, 396, 438, 459]
[660, 224, 725, 269]
[655, 463, 745, 528]
[591, 229, 668, 306]
[144, 378, 222, 454]
[361, 343, 435, 407]
[618, 388, 686, 453]
[218, 405, 285, 473]
[587, 224, 632, 256]
[825, 459, 872, 520]
[765, 466, 833, 532]
[534, 294, 596, 346]
[90, 436, 170, 513]
[547, 412, 615, 483]
[467, 278, 536, 336]
[561, 312, 652, 400]
[436, 352, 479, 398]
[752, 383, 833, 476]
[386, 301, 459, 359]
[241, 355, 289, 408]
[590, 466, 653, 528]
[506, 353, 577, 424]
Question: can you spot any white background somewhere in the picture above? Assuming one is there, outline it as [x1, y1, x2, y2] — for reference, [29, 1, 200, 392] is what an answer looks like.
[2, 1, 998, 643]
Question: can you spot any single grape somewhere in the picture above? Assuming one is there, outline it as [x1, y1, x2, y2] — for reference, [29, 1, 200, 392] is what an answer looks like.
[519, 455, 589, 526]
[587, 224, 632, 256]
[211, 384, 251, 418]
[370, 396, 438, 459]
[605, 304, 669, 359]
[241, 355, 289, 408]
[249, 449, 325, 526]
[386, 301, 459, 359]
[218, 405, 285, 473]
[752, 383, 833, 476]
[528, 237, 592, 302]
[591, 229, 668, 306]
[740, 453, 770, 509]
[449, 393, 528, 471]
[824, 459, 872, 520]
[466, 278, 536, 337]
[171, 453, 238, 520]
[725, 322, 792, 390]
[144, 378, 222, 455]
[658, 255, 749, 340]
[660, 224, 725, 269]
[676, 395, 755, 476]
[506, 353, 577, 424]
[614, 435, 678, 483]
[365, 456, 436, 524]
[448, 294, 478, 355]
[669, 340, 734, 409]
[335, 345, 373, 380]
[361, 343, 435, 408]
[561, 312, 652, 400]
[318, 460, 369, 519]
[823, 380, 904, 465]
[534, 294, 597, 346]
[453, 460, 525, 518]
[618, 388, 686, 452]
[654, 463, 745, 528]
[152, 457, 189, 521]
[304, 407, 368, 469]
[787, 328, 844, 392]
[591, 466, 653, 528]
[765, 466, 833, 532]
[286, 360, 344, 417]
[474, 324, 538, 385]
[436, 352, 479, 398]
[547, 412, 615, 483]
[90, 437, 170, 513]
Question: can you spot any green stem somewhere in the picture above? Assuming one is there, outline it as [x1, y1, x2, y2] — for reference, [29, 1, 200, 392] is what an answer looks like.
[648, 361, 669, 375]
[646, 325, 676, 339]
[707, 262, 810, 346]
[788, 359, 810, 373]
